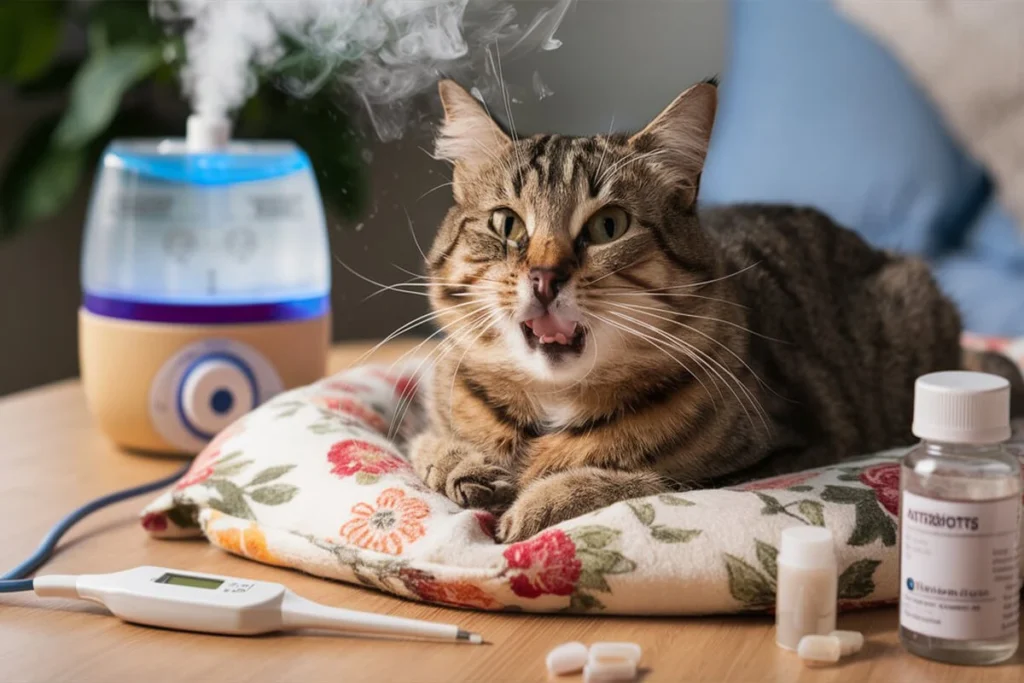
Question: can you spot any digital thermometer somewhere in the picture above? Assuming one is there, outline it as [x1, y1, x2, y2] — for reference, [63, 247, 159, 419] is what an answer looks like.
[32, 566, 483, 643]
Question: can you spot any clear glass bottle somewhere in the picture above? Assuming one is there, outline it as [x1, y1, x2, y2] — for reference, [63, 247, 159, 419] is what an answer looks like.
[900, 371, 1021, 665]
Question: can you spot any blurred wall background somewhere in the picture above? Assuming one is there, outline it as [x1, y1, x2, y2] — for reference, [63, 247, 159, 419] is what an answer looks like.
[0, 0, 725, 395]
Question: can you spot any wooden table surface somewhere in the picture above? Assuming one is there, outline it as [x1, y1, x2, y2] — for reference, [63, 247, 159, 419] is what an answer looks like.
[1, 340, 1021, 682]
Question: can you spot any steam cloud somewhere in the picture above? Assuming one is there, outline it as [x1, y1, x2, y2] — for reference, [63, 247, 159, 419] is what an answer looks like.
[151, 0, 571, 139]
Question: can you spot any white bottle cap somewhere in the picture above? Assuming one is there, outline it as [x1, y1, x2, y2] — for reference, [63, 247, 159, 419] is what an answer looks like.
[779, 526, 835, 569]
[186, 114, 232, 151]
[912, 371, 1010, 444]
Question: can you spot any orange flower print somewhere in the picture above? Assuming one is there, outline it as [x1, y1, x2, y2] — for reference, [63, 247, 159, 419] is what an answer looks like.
[211, 522, 283, 566]
[339, 488, 430, 555]
[399, 568, 503, 611]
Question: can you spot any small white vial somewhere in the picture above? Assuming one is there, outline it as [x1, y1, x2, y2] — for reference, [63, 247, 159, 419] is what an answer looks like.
[900, 371, 1021, 665]
[830, 630, 864, 656]
[775, 526, 837, 650]
[546, 642, 588, 676]
[588, 642, 642, 664]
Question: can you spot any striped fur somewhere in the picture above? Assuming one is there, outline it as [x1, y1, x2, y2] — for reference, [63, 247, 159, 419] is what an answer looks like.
[410, 81, 1023, 542]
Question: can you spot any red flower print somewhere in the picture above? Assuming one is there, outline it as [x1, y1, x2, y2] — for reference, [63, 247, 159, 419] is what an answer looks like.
[370, 370, 419, 400]
[399, 568, 503, 610]
[312, 396, 388, 433]
[324, 380, 372, 394]
[738, 470, 819, 492]
[141, 512, 168, 532]
[502, 529, 581, 598]
[859, 463, 900, 517]
[328, 440, 407, 478]
[339, 488, 430, 555]
[175, 465, 216, 490]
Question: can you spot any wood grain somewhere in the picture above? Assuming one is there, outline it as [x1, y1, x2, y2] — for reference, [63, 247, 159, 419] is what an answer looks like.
[1, 340, 1020, 682]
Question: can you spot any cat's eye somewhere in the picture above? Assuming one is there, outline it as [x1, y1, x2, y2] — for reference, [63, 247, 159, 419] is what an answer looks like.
[584, 206, 630, 245]
[490, 209, 527, 244]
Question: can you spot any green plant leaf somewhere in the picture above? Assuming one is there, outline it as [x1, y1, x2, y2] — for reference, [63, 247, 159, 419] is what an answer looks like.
[207, 480, 255, 520]
[0, 2, 63, 83]
[568, 525, 620, 550]
[658, 494, 695, 507]
[755, 539, 778, 581]
[575, 569, 611, 593]
[838, 559, 881, 600]
[649, 526, 701, 544]
[249, 484, 299, 506]
[724, 553, 775, 606]
[246, 465, 295, 487]
[798, 500, 826, 527]
[627, 501, 655, 526]
[53, 43, 161, 149]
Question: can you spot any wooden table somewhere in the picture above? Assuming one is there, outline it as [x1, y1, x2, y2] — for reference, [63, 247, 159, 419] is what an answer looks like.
[1, 341, 1020, 682]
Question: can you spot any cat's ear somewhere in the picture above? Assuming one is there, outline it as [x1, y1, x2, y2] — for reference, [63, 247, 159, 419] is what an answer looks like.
[630, 82, 717, 186]
[434, 80, 511, 170]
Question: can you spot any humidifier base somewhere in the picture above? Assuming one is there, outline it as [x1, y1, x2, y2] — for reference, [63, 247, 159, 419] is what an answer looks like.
[79, 308, 330, 454]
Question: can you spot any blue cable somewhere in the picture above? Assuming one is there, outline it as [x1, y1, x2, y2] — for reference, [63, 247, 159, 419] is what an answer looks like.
[0, 461, 192, 593]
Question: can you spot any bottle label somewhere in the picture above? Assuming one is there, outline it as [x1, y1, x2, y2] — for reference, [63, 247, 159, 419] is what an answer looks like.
[900, 491, 1020, 640]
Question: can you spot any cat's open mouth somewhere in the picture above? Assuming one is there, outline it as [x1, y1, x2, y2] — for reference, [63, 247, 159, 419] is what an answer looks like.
[521, 314, 585, 356]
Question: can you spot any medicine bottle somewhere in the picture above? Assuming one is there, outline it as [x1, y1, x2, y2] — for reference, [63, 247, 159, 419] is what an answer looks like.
[900, 371, 1021, 665]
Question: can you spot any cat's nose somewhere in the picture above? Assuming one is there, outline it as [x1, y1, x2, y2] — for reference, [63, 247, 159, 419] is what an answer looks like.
[530, 267, 569, 306]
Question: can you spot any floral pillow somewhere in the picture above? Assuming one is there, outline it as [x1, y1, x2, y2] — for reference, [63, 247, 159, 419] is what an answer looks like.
[141, 337, 1024, 615]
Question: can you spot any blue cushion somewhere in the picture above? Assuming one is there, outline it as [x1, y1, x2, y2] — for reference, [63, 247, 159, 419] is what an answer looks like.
[700, 0, 988, 257]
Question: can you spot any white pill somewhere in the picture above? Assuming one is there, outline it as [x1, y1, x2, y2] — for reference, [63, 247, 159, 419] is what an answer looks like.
[589, 642, 642, 664]
[829, 630, 864, 656]
[797, 634, 841, 663]
[546, 641, 588, 676]
[582, 658, 638, 683]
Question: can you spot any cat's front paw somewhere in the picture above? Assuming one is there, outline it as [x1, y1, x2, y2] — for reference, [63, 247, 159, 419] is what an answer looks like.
[496, 478, 580, 543]
[409, 433, 516, 512]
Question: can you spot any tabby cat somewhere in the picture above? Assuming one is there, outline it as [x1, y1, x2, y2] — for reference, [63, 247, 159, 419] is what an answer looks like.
[409, 79, 1023, 543]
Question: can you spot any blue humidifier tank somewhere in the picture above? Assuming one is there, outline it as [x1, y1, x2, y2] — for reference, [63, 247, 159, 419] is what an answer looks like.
[79, 115, 332, 454]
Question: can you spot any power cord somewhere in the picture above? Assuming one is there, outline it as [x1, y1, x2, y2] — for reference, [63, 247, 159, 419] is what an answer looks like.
[0, 461, 192, 592]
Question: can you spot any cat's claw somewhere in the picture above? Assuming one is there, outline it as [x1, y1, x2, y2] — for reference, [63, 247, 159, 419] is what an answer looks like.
[447, 466, 517, 512]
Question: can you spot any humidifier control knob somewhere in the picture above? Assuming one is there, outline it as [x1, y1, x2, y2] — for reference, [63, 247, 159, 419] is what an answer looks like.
[178, 355, 256, 438]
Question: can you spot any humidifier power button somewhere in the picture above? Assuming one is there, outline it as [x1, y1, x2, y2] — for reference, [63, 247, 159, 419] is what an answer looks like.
[178, 355, 256, 438]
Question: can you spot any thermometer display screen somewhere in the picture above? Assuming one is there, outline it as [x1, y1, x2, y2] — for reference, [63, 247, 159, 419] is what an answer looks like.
[156, 572, 224, 590]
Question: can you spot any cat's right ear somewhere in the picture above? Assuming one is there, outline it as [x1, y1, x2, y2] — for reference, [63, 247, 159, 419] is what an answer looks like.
[434, 80, 511, 173]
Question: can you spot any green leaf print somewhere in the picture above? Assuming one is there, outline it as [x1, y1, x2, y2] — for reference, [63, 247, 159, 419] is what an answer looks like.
[569, 525, 621, 550]
[787, 485, 814, 492]
[249, 484, 299, 505]
[568, 592, 605, 612]
[821, 485, 897, 547]
[798, 500, 826, 527]
[754, 492, 785, 515]
[576, 569, 611, 592]
[246, 465, 296, 487]
[724, 554, 775, 607]
[649, 526, 701, 544]
[165, 505, 199, 529]
[838, 559, 881, 600]
[354, 471, 381, 486]
[658, 494, 695, 507]
[627, 501, 655, 526]
[755, 539, 778, 581]
[212, 461, 254, 478]
[206, 479, 255, 520]
[578, 548, 636, 575]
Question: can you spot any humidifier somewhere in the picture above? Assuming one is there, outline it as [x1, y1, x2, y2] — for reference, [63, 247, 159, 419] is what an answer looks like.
[79, 115, 331, 454]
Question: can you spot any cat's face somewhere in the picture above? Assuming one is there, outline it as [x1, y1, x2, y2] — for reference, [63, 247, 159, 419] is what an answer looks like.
[426, 80, 717, 386]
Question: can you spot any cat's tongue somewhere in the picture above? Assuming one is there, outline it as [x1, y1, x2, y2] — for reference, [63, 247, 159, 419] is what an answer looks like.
[525, 313, 578, 344]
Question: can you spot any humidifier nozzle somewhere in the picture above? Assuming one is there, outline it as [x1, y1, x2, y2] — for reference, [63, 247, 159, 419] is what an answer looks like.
[186, 113, 232, 151]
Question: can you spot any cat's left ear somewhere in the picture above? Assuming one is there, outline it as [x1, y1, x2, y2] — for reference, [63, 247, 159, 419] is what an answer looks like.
[630, 82, 717, 186]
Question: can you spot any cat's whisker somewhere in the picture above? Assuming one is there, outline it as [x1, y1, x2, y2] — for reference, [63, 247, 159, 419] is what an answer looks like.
[590, 287, 748, 310]
[337, 259, 434, 298]
[403, 208, 429, 263]
[593, 116, 616, 185]
[597, 149, 669, 187]
[608, 300, 789, 404]
[607, 260, 763, 293]
[446, 308, 510, 428]
[580, 256, 652, 286]
[351, 300, 491, 370]
[418, 180, 454, 201]
[607, 299, 789, 345]
[605, 309, 771, 435]
[589, 312, 719, 408]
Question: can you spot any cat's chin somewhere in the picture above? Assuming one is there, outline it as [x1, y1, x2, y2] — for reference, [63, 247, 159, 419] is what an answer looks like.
[510, 324, 597, 384]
